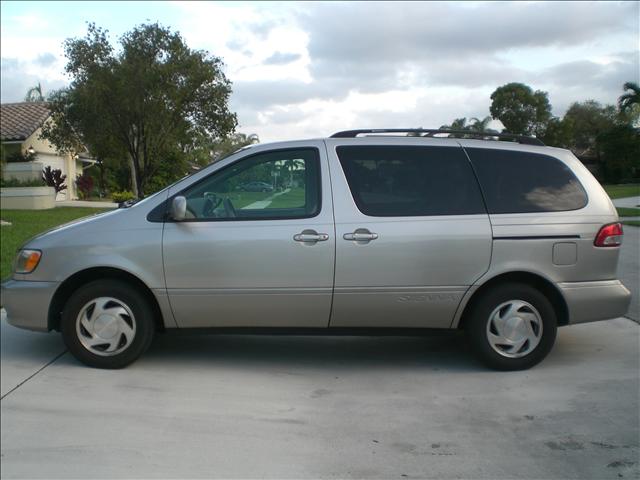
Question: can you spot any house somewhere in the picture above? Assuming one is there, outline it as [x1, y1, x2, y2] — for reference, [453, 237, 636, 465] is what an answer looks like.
[1, 102, 93, 200]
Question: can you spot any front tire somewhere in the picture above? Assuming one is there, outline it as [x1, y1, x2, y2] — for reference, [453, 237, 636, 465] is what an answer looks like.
[466, 283, 557, 370]
[61, 280, 155, 369]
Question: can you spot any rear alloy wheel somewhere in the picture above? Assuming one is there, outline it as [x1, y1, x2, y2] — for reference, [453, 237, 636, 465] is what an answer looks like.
[61, 280, 155, 368]
[467, 283, 557, 370]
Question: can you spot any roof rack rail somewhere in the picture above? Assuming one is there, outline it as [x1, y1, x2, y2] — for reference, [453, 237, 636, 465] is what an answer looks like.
[329, 129, 545, 146]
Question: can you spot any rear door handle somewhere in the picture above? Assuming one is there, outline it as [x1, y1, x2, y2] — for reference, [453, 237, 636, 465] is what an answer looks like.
[294, 229, 329, 243]
[343, 229, 378, 242]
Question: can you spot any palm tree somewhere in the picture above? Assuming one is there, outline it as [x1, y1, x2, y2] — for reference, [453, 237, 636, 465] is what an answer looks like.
[24, 82, 45, 102]
[438, 118, 470, 138]
[618, 82, 640, 113]
[281, 158, 305, 188]
[468, 116, 493, 132]
[440, 117, 468, 131]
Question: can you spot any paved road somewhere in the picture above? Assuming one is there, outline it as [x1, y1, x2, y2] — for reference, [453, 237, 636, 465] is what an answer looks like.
[1, 228, 638, 479]
[619, 226, 639, 322]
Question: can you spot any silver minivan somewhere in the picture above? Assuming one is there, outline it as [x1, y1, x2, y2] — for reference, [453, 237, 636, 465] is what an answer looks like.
[1, 129, 631, 370]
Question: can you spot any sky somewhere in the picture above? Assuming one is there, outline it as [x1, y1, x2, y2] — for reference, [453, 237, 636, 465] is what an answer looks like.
[1, 1, 638, 142]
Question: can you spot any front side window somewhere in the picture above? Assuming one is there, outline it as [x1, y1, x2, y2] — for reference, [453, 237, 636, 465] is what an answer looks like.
[465, 148, 588, 214]
[336, 145, 485, 216]
[179, 148, 321, 220]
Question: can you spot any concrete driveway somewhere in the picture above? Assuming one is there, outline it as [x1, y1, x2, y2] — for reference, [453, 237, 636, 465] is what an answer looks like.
[1, 229, 638, 479]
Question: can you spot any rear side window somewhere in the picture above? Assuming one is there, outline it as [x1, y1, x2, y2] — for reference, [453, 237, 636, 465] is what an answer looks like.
[465, 148, 588, 214]
[336, 145, 485, 216]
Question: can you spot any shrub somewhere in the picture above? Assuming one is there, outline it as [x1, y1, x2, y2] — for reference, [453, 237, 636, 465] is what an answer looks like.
[112, 191, 136, 203]
[6, 150, 37, 163]
[42, 166, 67, 194]
[75, 173, 95, 200]
[0, 177, 45, 188]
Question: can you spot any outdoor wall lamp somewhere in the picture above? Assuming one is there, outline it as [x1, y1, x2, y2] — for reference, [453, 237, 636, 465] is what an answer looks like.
[27, 145, 35, 154]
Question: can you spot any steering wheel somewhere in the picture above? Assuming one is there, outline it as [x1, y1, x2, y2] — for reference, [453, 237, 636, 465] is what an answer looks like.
[223, 197, 237, 218]
[202, 193, 222, 217]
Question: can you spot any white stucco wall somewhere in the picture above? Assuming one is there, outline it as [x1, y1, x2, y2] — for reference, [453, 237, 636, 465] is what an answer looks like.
[23, 127, 80, 200]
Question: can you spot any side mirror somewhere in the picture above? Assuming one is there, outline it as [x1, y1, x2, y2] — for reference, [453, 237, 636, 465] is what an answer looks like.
[170, 196, 187, 221]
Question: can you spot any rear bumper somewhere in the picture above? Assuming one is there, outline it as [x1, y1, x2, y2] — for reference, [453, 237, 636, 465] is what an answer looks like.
[1, 279, 59, 332]
[559, 280, 632, 325]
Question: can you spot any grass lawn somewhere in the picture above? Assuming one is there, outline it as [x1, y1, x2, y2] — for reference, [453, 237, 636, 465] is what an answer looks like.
[224, 188, 305, 209]
[0, 207, 111, 280]
[623, 221, 640, 227]
[269, 188, 305, 208]
[603, 184, 640, 199]
[617, 207, 640, 217]
[225, 191, 271, 208]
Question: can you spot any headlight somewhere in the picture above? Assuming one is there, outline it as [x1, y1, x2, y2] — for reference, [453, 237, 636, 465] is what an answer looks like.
[14, 249, 42, 274]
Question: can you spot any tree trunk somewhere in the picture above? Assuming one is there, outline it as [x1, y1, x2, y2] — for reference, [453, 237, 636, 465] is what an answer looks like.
[97, 157, 106, 198]
[128, 154, 139, 198]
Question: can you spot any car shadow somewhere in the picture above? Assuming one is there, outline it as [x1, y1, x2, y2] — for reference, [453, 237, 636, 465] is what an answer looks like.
[141, 330, 485, 373]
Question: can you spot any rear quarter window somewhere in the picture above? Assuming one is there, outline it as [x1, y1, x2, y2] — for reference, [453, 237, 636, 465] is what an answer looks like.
[465, 148, 588, 214]
[336, 145, 486, 216]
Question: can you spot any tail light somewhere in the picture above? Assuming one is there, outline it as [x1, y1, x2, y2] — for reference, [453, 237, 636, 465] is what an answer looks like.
[594, 222, 623, 247]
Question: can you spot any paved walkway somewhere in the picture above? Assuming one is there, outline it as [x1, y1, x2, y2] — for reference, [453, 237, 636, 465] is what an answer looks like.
[56, 200, 117, 208]
[242, 188, 291, 209]
[612, 196, 640, 208]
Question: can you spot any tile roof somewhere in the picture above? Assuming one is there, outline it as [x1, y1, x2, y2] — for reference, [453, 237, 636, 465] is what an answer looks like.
[0, 102, 51, 142]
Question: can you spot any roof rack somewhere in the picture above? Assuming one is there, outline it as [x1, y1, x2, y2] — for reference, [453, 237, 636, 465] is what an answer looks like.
[329, 129, 545, 146]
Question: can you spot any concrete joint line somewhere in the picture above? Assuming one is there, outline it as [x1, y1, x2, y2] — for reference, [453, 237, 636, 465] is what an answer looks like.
[0, 349, 68, 401]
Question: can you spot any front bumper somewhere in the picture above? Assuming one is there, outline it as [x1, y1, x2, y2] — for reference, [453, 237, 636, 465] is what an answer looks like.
[1, 279, 59, 332]
[559, 280, 632, 325]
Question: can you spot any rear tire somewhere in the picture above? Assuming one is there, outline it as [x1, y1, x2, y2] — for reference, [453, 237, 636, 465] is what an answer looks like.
[61, 280, 155, 369]
[466, 283, 557, 370]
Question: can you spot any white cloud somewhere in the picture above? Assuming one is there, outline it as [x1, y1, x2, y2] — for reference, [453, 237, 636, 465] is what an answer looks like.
[1, 1, 638, 141]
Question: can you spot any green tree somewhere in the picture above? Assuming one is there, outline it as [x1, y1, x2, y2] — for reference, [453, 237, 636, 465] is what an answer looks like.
[563, 100, 617, 154]
[618, 81, 640, 113]
[438, 118, 471, 138]
[540, 116, 572, 148]
[440, 117, 469, 131]
[617, 82, 640, 127]
[598, 124, 640, 183]
[468, 116, 494, 132]
[209, 132, 259, 162]
[41, 23, 237, 198]
[489, 82, 552, 136]
[24, 82, 45, 102]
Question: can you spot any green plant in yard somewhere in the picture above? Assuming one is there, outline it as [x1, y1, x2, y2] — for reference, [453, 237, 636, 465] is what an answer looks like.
[42, 166, 67, 194]
[112, 191, 136, 203]
[0, 178, 45, 187]
[0, 207, 111, 280]
[75, 172, 95, 199]
[623, 221, 640, 227]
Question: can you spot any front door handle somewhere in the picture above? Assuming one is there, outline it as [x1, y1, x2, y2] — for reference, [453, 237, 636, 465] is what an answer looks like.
[294, 229, 329, 243]
[343, 229, 378, 242]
